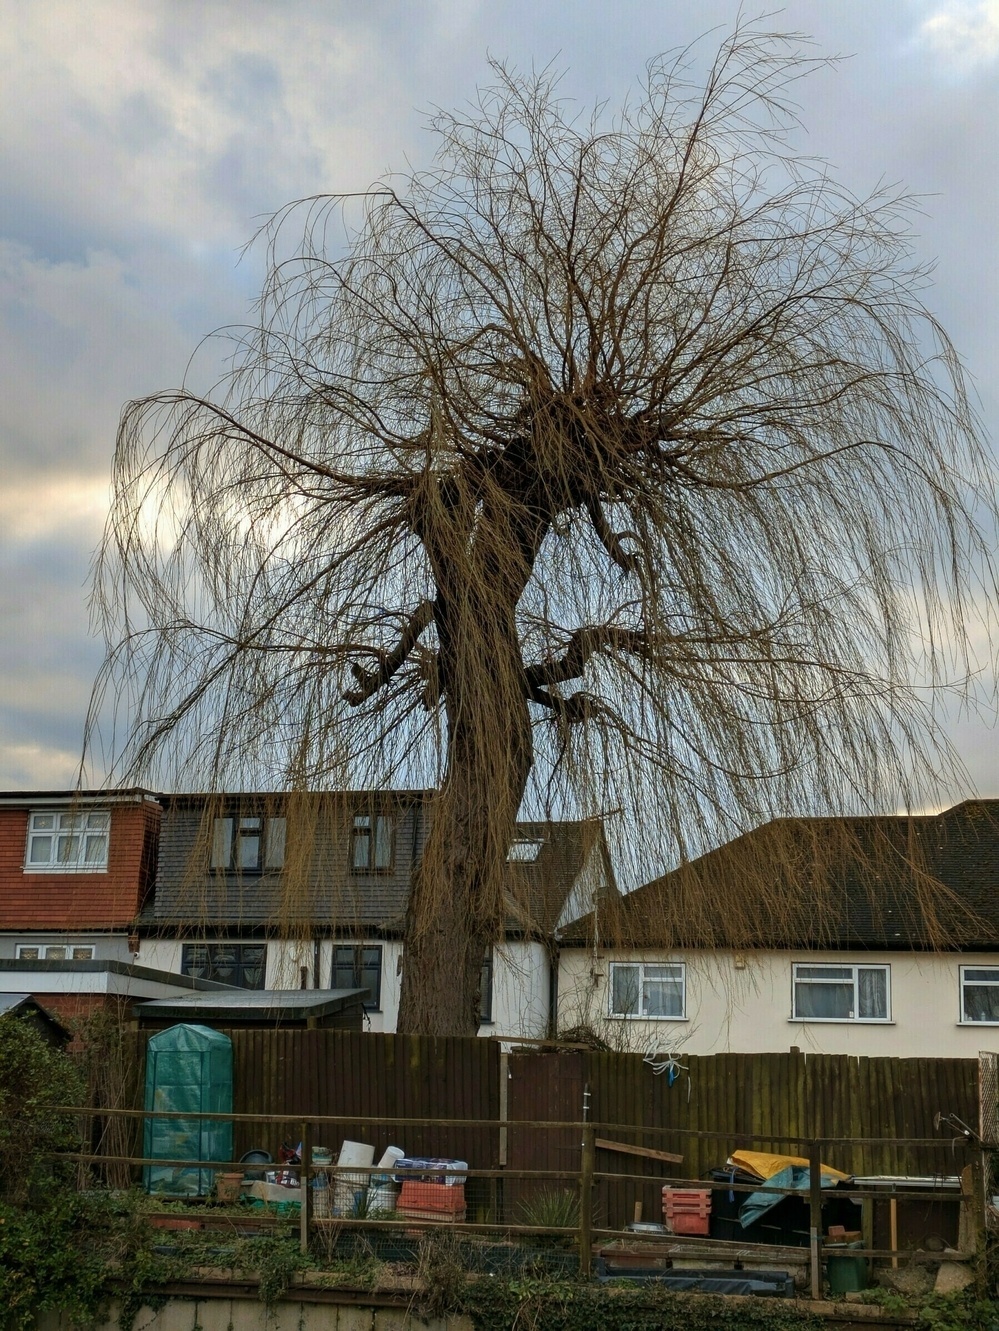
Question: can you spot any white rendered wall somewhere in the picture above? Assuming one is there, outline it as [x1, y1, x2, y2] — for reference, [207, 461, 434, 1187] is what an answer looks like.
[557, 946, 999, 1058]
[138, 935, 551, 1037]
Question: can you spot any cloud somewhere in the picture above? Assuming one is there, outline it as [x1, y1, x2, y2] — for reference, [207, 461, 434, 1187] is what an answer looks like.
[917, 1, 999, 68]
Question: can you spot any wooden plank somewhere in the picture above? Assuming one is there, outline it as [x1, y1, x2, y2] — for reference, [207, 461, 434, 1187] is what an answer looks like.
[595, 1138, 683, 1165]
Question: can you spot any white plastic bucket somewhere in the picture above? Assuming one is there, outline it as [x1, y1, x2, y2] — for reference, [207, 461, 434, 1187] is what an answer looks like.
[377, 1145, 405, 1170]
[366, 1184, 397, 1214]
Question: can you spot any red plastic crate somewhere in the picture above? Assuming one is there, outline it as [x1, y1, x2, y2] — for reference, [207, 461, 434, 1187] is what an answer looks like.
[662, 1187, 711, 1233]
[398, 1181, 466, 1213]
[662, 1187, 711, 1213]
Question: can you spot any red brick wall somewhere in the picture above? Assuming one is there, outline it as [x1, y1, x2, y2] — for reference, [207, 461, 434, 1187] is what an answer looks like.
[0, 801, 160, 929]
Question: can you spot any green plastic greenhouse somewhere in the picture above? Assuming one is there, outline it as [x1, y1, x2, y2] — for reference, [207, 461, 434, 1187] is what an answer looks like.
[142, 1023, 233, 1197]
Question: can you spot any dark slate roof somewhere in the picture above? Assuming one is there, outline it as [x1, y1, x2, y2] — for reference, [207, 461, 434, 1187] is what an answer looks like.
[137, 988, 365, 1022]
[150, 791, 428, 933]
[147, 792, 612, 939]
[560, 799, 999, 952]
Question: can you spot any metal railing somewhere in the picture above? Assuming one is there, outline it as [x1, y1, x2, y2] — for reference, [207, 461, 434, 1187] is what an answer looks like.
[41, 1103, 981, 1301]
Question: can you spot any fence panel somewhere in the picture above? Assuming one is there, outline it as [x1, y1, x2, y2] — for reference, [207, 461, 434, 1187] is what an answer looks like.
[505, 1049, 978, 1230]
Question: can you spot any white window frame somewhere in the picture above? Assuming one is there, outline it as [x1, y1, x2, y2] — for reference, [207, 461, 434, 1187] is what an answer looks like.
[24, 810, 110, 873]
[608, 962, 686, 1020]
[959, 965, 999, 1024]
[791, 962, 892, 1023]
[507, 839, 544, 863]
[15, 943, 95, 961]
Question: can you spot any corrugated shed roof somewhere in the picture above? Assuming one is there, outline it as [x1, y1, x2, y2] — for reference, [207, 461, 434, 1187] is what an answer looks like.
[560, 799, 999, 952]
[138, 988, 365, 1020]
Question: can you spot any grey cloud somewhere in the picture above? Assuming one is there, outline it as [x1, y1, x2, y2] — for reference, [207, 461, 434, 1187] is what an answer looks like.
[1, 0, 997, 793]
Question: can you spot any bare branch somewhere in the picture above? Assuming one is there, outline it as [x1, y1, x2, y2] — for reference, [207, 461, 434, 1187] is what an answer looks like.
[342, 601, 436, 705]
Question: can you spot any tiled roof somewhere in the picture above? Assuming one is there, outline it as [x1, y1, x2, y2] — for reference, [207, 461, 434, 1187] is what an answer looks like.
[560, 799, 999, 951]
[148, 792, 611, 939]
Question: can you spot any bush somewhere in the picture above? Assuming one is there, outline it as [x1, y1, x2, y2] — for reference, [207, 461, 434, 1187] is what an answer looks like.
[0, 1013, 84, 1204]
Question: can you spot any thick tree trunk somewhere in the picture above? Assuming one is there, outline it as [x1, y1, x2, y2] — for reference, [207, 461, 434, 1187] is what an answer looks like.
[397, 572, 535, 1036]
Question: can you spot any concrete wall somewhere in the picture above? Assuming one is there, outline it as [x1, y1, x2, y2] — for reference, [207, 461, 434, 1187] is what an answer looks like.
[38, 1295, 472, 1331]
[558, 945, 999, 1057]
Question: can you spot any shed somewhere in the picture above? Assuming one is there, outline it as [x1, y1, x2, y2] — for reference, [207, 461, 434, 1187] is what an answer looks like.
[0, 992, 72, 1046]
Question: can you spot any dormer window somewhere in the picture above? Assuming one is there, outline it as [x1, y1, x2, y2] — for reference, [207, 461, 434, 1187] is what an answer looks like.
[351, 814, 394, 871]
[210, 816, 285, 873]
[507, 838, 543, 863]
[25, 810, 109, 873]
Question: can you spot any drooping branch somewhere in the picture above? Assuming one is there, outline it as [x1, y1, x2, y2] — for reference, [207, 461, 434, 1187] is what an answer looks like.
[342, 600, 436, 705]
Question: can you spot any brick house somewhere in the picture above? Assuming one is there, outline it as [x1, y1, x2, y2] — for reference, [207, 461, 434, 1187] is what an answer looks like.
[0, 789, 161, 1024]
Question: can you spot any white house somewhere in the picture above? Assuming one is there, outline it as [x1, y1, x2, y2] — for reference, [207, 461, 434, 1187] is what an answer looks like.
[557, 800, 999, 1058]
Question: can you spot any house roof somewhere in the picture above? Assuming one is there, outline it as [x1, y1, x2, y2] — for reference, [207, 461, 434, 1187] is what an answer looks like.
[560, 799, 999, 952]
[0, 789, 158, 807]
[147, 791, 613, 940]
[0, 958, 241, 998]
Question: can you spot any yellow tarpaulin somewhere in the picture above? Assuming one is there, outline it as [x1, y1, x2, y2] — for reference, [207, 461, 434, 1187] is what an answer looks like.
[730, 1148, 848, 1181]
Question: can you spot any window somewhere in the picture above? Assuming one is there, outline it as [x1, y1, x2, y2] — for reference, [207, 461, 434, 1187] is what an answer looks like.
[961, 967, 999, 1023]
[479, 949, 494, 1024]
[181, 943, 267, 988]
[792, 963, 890, 1021]
[210, 817, 285, 873]
[16, 944, 95, 961]
[331, 945, 382, 1010]
[25, 810, 109, 872]
[609, 962, 685, 1018]
[507, 839, 544, 863]
[350, 815, 393, 871]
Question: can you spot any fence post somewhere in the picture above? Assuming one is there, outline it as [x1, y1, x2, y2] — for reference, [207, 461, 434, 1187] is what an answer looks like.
[809, 1139, 822, 1300]
[579, 1122, 595, 1277]
[300, 1119, 312, 1255]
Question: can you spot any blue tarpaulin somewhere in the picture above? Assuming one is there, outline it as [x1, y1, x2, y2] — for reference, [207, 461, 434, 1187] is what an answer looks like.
[739, 1163, 843, 1228]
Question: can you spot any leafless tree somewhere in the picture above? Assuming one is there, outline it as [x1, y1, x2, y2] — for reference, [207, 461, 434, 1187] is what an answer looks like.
[91, 24, 994, 1034]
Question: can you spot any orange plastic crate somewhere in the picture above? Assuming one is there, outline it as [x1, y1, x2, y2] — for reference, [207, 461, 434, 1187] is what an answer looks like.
[398, 1181, 466, 1214]
[662, 1186, 712, 1233]
[662, 1187, 711, 1214]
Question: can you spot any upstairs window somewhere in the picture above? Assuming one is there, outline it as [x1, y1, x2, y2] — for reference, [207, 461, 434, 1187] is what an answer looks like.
[181, 942, 267, 988]
[331, 944, 383, 1010]
[25, 810, 109, 873]
[16, 943, 95, 960]
[792, 963, 890, 1021]
[610, 962, 685, 1019]
[211, 816, 285, 873]
[351, 815, 393, 871]
[961, 967, 999, 1023]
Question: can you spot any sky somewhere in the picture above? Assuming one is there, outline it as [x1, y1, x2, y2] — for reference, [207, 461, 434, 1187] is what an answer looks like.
[1, 0, 998, 802]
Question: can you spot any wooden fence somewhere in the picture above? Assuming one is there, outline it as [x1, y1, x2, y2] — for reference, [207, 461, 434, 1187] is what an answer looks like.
[123, 1031, 977, 1225]
[506, 1049, 978, 1231]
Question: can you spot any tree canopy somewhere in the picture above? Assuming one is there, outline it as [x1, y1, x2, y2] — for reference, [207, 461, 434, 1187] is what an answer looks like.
[92, 24, 994, 1033]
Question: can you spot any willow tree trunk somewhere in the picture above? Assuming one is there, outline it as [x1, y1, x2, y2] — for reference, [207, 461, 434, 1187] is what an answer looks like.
[396, 517, 537, 1035]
